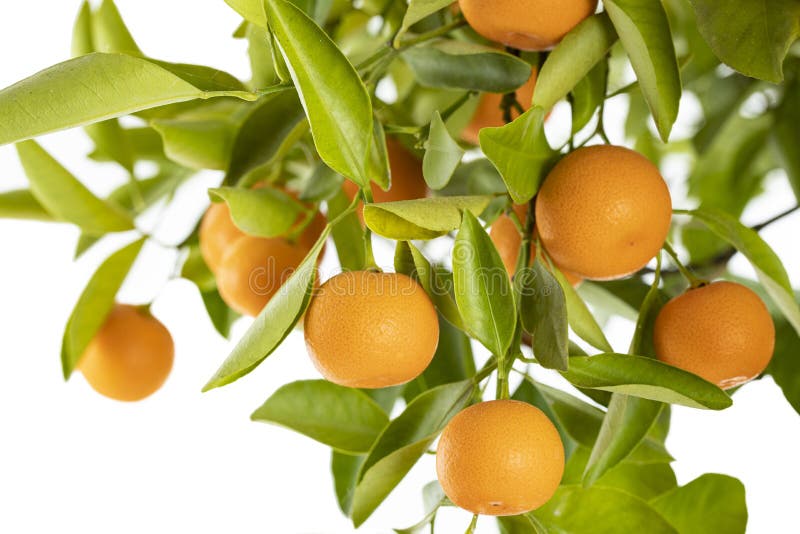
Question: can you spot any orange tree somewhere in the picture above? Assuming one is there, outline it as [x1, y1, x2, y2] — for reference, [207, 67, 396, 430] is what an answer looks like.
[1, 0, 799, 531]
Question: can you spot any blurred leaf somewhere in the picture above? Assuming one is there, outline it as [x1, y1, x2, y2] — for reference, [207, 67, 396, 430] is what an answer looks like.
[87, 127, 164, 163]
[16, 140, 134, 234]
[71, 1, 94, 56]
[208, 187, 303, 238]
[0, 190, 54, 221]
[331, 451, 365, 515]
[224, 90, 307, 185]
[61, 238, 145, 379]
[91, 0, 142, 55]
[364, 195, 492, 240]
[245, 23, 278, 88]
[299, 163, 345, 202]
[453, 210, 517, 357]
[552, 266, 613, 352]
[651, 474, 747, 534]
[688, 0, 800, 82]
[480, 107, 555, 204]
[328, 187, 366, 271]
[266, 0, 373, 185]
[225, 0, 268, 28]
[534, 13, 618, 110]
[604, 0, 681, 141]
[393, 0, 454, 46]
[423, 111, 464, 190]
[571, 60, 607, 134]
[680, 207, 800, 336]
[252, 380, 389, 454]
[767, 316, 800, 416]
[84, 120, 135, 173]
[394, 481, 447, 534]
[0, 53, 254, 146]
[562, 354, 733, 409]
[517, 259, 569, 370]
[351, 379, 474, 526]
[774, 75, 800, 202]
[403, 40, 533, 92]
[181, 245, 217, 292]
[203, 229, 328, 390]
[201, 289, 239, 339]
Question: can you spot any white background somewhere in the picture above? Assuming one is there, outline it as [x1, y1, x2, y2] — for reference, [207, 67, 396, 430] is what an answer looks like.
[1, 2, 799, 533]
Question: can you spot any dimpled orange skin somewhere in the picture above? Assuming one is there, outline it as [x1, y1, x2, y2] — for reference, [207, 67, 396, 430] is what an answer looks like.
[535, 145, 672, 280]
[199, 201, 246, 274]
[462, 69, 537, 145]
[458, 0, 598, 51]
[79, 304, 174, 402]
[490, 205, 583, 286]
[216, 235, 309, 317]
[654, 281, 775, 389]
[304, 271, 439, 388]
[436, 400, 565, 516]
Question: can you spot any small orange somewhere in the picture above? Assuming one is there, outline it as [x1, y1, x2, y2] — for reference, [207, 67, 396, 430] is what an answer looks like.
[199, 201, 246, 274]
[216, 236, 309, 317]
[462, 68, 538, 145]
[535, 145, 672, 280]
[79, 304, 174, 402]
[304, 271, 439, 388]
[653, 281, 775, 389]
[436, 400, 565, 516]
[458, 0, 598, 51]
[490, 205, 583, 286]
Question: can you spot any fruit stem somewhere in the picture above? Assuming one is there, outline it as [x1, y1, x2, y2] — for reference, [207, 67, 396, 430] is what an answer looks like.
[465, 514, 479, 534]
[662, 242, 706, 288]
[360, 187, 380, 271]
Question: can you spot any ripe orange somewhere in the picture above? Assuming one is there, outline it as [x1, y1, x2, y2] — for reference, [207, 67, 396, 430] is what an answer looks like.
[216, 236, 309, 317]
[458, 0, 598, 51]
[535, 145, 672, 280]
[462, 69, 537, 145]
[436, 400, 565, 516]
[653, 281, 775, 389]
[490, 205, 583, 286]
[343, 137, 428, 217]
[303, 271, 439, 388]
[199, 201, 246, 274]
[79, 304, 174, 402]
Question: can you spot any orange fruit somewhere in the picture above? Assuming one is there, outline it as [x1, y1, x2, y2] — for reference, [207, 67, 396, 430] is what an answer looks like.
[462, 68, 538, 145]
[343, 137, 428, 218]
[79, 304, 174, 402]
[216, 236, 309, 317]
[436, 400, 565, 516]
[304, 271, 439, 388]
[199, 201, 246, 274]
[490, 205, 583, 286]
[653, 281, 775, 389]
[535, 145, 672, 280]
[458, 0, 598, 51]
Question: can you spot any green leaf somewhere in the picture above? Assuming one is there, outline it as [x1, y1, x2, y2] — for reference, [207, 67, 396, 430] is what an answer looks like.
[224, 90, 307, 185]
[266, 0, 373, 184]
[688, 0, 800, 82]
[202, 229, 328, 390]
[393, 481, 447, 534]
[84, 120, 135, 173]
[16, 140, 134, 234]
[533, 13, 618, 110]
[651, 474, 747, 534]
[364, 195, 492, 240]
[328, 187, 367, 271]
[201, 289, 239, 339]
[251, 380, 389, 454]
[533, 486, 678, 533]
[0, 53, 255, 146]
[453, 211, 516, 357]
[245, 22, 279, 89]
[226, 0, 268, 28]
[517, 259, 569, 370]
[181, 245, 217, 292]
[351, 380, 474, 527]
[394, 0, 454, 46]
[402, 40, 533, 93]
[551, 266, 613, 352]
[562, 354, 733, 410]
[571, 60, 607, 134]
[92, 0, 142, 55]
[87, 126, 165, 163]
[775, 77, 800, 202]
[331, 451, 365, 515]
[71, 1, 94, 56]
[480, 107, 555, 204]
[604, 0, 682, 141]
[0, 190, 54, 221]
[208, 187, 303, 238]
[679, 206, 800, 336]
[423, 111, 464, 190]
[395, 241, 464, 331]
[61, 238, 145, 378]
[768, 316, 800, 415]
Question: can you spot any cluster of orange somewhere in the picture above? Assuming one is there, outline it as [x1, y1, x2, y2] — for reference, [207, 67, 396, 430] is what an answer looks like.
[75, 0, 777, 520]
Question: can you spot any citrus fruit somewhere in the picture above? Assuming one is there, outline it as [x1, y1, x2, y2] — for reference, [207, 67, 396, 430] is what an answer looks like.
[490, 205, 583, 286]
[303, 271, 439, 388]
[535, 145, 672, 280]
[458, 0, 598, 51]
[199, 201, 246, 274]
[79, 304, 174, 402]
[462, 68, 537, 145]
[436, 399, 565, 516]
[653, 281, 775, 389]
[216, 235, 309, 317]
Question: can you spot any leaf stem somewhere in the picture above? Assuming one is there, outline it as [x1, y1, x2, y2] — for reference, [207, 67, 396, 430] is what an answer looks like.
[397, 18, 467, 49]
